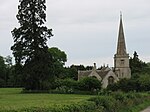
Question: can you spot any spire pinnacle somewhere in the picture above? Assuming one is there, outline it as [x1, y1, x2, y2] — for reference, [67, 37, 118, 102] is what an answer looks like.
[116, 13, 127, 55]
[120, 11, 122, 18]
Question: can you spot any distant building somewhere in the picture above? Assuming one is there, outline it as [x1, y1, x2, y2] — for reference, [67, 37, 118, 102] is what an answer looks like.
[78, 14, 131, 88]
[114, 13, 131, 79]
[78, 63, 119, 88]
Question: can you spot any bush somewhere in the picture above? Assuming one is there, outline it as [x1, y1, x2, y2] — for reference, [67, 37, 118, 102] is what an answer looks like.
[78, 77, 101, 92]
[107, 83, 119, 91]
[98, 89, 112, 96]
[138, 74, 150, 91]
[51, 79, 78, 94]
[53, 86, 74, 94]
[88, 96, 119, 112]
[112, 91, 127, 102]
[108, 74, 150, 92]
[52, 78, 77, 89]
[61, 78, 78, 89]
[51, 77, 102, 94]
[3, 101, 97, 112]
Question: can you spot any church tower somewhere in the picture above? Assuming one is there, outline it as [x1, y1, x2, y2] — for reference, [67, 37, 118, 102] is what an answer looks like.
[114, 13, 131, 79]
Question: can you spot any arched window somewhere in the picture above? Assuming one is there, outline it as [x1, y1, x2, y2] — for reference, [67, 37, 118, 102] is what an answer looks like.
[91, 76, 97, 79]
[108, 76, 114, 85]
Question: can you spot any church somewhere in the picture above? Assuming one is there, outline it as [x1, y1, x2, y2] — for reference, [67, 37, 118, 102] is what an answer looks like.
[78, 14, 131, 88]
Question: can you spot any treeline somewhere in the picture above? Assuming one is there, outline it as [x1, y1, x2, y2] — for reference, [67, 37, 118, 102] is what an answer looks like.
[0, 55, 18, 87]
[1, 52, 150, 93]
[0, 51, 96, 89]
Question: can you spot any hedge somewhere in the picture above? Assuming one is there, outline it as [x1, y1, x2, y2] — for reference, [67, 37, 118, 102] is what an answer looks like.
[1, 92, 150, 112]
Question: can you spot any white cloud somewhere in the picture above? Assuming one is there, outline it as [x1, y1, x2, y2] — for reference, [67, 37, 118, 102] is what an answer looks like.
[0, 0, 150, 65]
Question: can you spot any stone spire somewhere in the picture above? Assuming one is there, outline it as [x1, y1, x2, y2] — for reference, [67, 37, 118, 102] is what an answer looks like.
[116, 13, 127, 55]
[114, 13, 131, 79]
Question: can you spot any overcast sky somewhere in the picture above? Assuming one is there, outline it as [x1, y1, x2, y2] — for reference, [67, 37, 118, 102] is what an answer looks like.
[0, 0, 150, 67]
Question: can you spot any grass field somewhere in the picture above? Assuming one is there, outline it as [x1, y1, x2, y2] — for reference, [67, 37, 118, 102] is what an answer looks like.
[0, 88, 93, 111]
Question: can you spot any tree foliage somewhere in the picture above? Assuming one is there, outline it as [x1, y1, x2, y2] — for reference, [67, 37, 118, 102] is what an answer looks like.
[48, 47, 68, 79]
[130, 51, 148, 74]
[78, 77, 102, 91]
[0, 55, 16, 87]
[11, 0, 53, 90]
[0, 56, 6, 86]
[48, 47, 67, 66]
[70, 65, 93, 71]
[107, 74, 150, 92]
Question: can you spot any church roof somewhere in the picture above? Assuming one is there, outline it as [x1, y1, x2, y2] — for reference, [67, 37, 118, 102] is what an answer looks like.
[116, 13, 127, 55]
[96, 70, 110, 79]
[78, 67, 111, 80]
[78, 70, 92, 77]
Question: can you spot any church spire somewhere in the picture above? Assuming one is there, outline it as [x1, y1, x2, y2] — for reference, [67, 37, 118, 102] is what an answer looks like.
[116, 13, 127, 55]
[114, 13, 131, 79]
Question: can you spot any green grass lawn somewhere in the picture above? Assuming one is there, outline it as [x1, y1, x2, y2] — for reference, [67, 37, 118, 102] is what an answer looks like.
[0, 88, 93, 111]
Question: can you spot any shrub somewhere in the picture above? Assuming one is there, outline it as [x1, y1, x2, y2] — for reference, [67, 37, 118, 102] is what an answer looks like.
[112, 91, 127, 102]
[51, 78, 78, 94]
[78, 77, 101, 92]
[62, 101, 96, 112]
[51, 77, 102, 94]
[107, 74, 150, 92]
[98, 89, 112, 96]
[88, 96, 118, 112]
[52, 78, 78, 89]
[107, 83, 119, 91]
[4, 101, 97, 112]
[54, 86, 74, 94]
[107, 78, 139, 92]
[61, 78, 78, 89]
[138, 74, 150, 91]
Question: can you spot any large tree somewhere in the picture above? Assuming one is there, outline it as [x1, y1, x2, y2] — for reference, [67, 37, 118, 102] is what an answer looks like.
[11, 0, 53, 90]
[48, 47, 67, 78]
[48, 47, 67, 66]
[129, 51, 147, 74]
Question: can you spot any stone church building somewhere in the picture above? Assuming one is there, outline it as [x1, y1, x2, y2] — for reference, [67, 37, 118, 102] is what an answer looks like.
[78, 14, 131, 88]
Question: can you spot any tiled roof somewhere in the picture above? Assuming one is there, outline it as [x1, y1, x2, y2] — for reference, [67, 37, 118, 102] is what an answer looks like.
[96, 70, 110, 79]
[78, 67, 111, 79]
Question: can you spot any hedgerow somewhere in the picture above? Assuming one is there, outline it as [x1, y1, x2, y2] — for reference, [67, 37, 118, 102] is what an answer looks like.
[1, 92, 150, 112]
[1, 101, 96, 112]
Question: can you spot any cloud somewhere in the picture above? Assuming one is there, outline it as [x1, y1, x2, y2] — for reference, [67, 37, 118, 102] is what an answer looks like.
[46, 0, 150, 65]
[0, 0, 150, 66]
